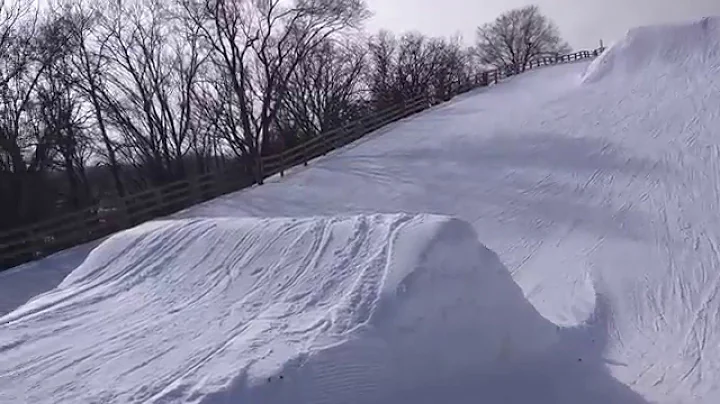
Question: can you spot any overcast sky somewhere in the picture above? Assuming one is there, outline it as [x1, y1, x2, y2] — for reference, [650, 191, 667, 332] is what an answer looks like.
[364, 0, 720, 49]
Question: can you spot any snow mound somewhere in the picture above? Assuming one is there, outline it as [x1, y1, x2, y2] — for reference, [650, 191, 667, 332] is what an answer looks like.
[582, 16, 720, 83]
[0, 214, 624, 403]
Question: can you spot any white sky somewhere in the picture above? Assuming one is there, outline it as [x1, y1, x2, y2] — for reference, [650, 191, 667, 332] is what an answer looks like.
[364, 0, 720, 49]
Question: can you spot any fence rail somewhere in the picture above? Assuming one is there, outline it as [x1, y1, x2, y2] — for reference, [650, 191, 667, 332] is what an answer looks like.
[0, 47, 604, 271]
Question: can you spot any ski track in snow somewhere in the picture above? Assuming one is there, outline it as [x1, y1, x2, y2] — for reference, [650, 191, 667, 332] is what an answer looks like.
[3, 16, 720, 404]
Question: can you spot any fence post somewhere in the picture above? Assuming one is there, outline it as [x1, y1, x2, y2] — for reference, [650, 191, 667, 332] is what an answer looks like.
[204, 173, 219, 199]
[115, 196, 131, 229]
[152, 188, 164, 216]
[190, 176, 203, 203]
[279, 136, 286, 177]
[322, 132, 331, 156]
[256, 154, 264, 185]
[25, 228, 40, 260]
[280, 152, 285, 178]
[350, 120, 360, 141]
[303, 140, 309, 166]
[357, 118, 367, 140]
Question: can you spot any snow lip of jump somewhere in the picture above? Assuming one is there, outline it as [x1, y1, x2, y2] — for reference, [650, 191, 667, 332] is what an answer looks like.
[582, 15, 720, 84]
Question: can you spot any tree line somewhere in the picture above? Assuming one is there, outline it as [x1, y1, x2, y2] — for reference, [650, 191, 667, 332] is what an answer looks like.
[0, 0, 569, 232]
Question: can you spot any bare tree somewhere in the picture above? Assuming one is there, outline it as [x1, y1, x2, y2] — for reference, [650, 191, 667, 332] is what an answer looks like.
[394, 32, 441, 100]
[475, 5, 570, 71]
[367, 31, 473, 110]
[57, 0, 127, 197]
[366, 29, 398, 110]
[89, 0, 210, 188]
[430, 36, 472, 100]
[180, 0, 369, 182]
[277, 38, 366, 145]
[37, 39, 94, 210]
[0, 0, 35, 87]
[0, 1, 74, 228]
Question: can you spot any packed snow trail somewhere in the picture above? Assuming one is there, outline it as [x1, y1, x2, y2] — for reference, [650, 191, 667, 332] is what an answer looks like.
[2, 15, 720, 403]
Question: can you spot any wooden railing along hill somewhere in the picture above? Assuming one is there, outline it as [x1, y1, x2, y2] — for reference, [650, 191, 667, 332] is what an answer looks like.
[0, 48, 604, 270]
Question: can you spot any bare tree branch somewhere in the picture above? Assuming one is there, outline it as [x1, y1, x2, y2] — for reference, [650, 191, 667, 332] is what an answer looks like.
[475, 5, 570, 71]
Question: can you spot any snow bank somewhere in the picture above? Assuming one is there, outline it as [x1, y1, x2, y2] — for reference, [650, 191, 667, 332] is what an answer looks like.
[0, 214, 569, 403]
[582, 16, 720, 83]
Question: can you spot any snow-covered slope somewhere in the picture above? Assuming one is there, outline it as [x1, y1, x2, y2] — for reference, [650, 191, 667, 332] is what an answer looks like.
[583, 16, 720, 83]
[4, 15, 720, 404]
[1, 214, 627, 404]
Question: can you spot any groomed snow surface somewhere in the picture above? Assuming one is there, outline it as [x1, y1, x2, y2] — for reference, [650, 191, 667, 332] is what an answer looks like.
[2, 15, 720, 404]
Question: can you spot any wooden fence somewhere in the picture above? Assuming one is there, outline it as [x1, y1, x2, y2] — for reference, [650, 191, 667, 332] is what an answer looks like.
[0, 48, 604, 271]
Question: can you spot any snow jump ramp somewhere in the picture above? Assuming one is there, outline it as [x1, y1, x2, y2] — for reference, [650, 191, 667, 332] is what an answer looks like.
[0, 214, 644, 403]
[583, 16, 720, 84]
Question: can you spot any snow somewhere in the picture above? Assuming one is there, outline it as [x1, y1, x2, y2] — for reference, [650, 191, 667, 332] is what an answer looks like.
[0, 215, 624, 404]
[582, 16, 720, 84]
[3, 15, 720, 403]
